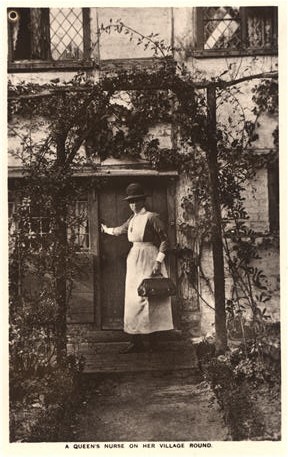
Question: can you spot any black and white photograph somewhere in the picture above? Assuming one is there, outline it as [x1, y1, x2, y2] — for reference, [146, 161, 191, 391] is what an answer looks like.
[2, 1, 286, 454]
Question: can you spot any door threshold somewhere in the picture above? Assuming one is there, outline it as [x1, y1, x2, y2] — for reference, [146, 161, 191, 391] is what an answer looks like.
[67, 327, 183, 343]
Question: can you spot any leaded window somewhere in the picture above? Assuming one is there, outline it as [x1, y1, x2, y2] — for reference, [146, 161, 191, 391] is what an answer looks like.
[8, 7, 91, 64]
[49, 8, 84, 61]
[8, 198, 90, 251]
[203, 7, 241, 50]
[197, 6, 278, 54]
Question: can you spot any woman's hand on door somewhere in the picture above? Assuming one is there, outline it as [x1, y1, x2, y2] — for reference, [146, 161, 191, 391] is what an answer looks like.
[101, 223, 110, 234]
[101, 224, 114, 235]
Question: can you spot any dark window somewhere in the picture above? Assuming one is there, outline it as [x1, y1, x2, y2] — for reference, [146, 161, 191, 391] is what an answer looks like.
[8, 7, 91, 64]
[197, 6, 277, 55]
[8, 8, 51, 61]
[245, 7, 278, 50]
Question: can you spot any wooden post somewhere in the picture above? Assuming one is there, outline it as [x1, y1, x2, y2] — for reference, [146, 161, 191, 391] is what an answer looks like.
[54, 134, 68, 365]
[54, 194, 68, 365]
[206, 85, 227, 354]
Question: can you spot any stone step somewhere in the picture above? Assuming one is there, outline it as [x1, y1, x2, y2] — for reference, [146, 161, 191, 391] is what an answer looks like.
[67, 328, 184, 343]
[68, 341, 198, 373]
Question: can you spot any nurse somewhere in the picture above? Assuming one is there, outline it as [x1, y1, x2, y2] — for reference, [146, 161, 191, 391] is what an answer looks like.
[101, 182, 174, 353]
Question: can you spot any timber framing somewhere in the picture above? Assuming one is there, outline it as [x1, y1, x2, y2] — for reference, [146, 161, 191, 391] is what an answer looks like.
[190, 49, 278, 59]
[7, 70, 278, 100]
[8, 57, 168, 74]
[8, 166, 178, 179]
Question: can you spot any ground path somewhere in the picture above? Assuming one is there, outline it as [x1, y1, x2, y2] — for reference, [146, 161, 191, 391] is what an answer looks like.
[67, 369, 230, 442]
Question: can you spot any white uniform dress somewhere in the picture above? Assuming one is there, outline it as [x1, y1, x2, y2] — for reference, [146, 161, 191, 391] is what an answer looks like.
[109, 207, 174, 334]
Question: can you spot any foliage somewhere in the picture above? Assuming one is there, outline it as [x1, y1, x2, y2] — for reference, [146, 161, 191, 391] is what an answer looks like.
[10, 356, 84, 442]
[9, 187, 86, 441]
[9, 165, 95, 360]
[204, 355, 265, 440]
[223, 218, 273, 344]
[198, 321, 280, 439]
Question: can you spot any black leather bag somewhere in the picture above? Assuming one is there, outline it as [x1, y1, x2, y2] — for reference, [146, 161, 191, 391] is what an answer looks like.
[137, 273, 176, 298]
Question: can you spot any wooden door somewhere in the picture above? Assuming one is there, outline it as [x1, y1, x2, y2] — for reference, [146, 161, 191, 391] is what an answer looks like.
[99, 177, 175, 330]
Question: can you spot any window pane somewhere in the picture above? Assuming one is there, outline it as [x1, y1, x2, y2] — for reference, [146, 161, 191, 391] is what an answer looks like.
[203, 7, 241, 50]
[49, 8, 84, 60]
[68, 200, 90, 250]
[8, 202, 16, 235]
[247, 8, 276, 49]
[8, 202, 15, 219]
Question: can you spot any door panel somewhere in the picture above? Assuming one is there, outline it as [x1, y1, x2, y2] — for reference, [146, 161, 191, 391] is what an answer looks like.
[99, 182, 131, 329]
[99, 177, 170, 330]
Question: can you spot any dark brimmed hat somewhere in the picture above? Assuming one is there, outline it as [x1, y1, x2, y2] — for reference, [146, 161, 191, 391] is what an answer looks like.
[124, 183, 148, 201]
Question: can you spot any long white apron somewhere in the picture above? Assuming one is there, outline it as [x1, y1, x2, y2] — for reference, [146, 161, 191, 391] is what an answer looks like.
[124, 211, 174, 334]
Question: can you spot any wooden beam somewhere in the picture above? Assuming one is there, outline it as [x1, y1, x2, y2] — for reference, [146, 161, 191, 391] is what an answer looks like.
[188, 49, 277, 58]
[89, 188, 102, 329]
[8, 60, 97, 73]
[8, 167, 178, 178]
[8, 69, 278, 102]
[83, 8, 91, 61]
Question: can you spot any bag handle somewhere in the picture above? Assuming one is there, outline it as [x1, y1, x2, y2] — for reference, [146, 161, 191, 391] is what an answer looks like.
[150, 272, 164, 278]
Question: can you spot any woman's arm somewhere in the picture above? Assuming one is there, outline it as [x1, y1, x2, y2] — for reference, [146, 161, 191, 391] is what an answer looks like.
[148, 213, 169, 274]
[101, 216, 132, 236]
[150, 214, 169, 260]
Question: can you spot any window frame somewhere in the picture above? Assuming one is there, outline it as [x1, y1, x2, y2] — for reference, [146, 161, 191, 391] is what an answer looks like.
[194, 6, 278, 58]
[8, 195, 91, 252]
[8, 7, 96, 72]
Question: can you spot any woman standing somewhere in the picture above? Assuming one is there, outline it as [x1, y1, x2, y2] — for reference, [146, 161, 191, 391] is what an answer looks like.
[101, 182, 174, 353]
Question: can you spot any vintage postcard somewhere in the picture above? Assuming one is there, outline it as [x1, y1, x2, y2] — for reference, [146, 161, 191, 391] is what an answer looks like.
[1, 1, 287, 456]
